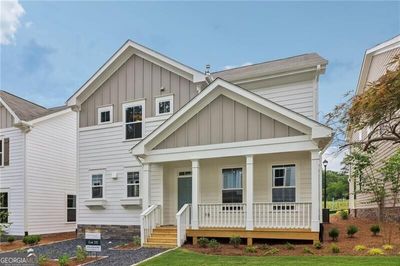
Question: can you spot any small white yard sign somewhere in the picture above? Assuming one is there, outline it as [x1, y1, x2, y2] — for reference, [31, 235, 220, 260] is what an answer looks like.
[85, 229, 101, 252]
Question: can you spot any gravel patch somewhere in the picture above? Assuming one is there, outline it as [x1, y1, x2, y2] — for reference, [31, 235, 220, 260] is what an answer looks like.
[1, 239, 166, 266]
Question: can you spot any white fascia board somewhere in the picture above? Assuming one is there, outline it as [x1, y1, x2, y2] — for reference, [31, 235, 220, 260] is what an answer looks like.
[141, 136, 319, 163]
[0, 97, 20, 123]
[67, 40, 205, 106]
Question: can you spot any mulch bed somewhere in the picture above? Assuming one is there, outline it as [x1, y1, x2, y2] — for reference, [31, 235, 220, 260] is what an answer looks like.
[184, 215, 400, 256]
[0, 232, 76, 252]
[40, 256, 106, 266]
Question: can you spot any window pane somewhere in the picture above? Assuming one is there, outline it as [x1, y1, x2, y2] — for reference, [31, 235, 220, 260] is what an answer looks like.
[285, 166, 296, 186]
[159, 101, 170, 114]
[274, 177, 284, 187]
[272, 188, 295, 202]
[0, 193, 7, 208]
[0, 210, 8, 223]
[101, 111, 110, 123]
[0, 140, 2, 151]
[67, 195, 76, 208]
[222, 190, 242, 203]
[127, 185, 139, 197]
[133, 106, 142, 121]
[92, 175, 103, 186]
[222, 168, 242, 189]
[67, 209, 76, 222]
[126, 123, 142, 139]
[92, 187, 103, 198]
[274, 168, 285, 178]
[127, 172, 139, 184]
[125, 107, 134, 123]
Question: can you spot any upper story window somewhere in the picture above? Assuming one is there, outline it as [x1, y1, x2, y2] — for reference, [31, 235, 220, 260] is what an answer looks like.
[155, 95, 173, 116]
[272, 164, 296, 202]
[0, 192, 8, 223]
[222, 168, 243, 204]
[98, 106, 113, 124]
[67, 195, 76, 222]
[91, 174, 103, 199]
[127, 172, 140, 198]
[123, 101, 145, 140]
[0, 138, 9, 167]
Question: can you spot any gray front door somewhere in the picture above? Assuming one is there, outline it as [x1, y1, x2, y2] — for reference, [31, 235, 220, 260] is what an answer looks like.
[178, 177, 192, 210]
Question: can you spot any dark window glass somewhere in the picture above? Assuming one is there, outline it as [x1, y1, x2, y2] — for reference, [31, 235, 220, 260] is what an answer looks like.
[159, 101, 171, 114]
[272, 188, 295, 202]
[222, 190, 243, 203]
[0, 192, 8, 223]
[92, 175, 103, 199]
[101, 111, 110, 123]
[0, 140, 2, 166]
[125, 105, 143, 139]
[67, 195, 76, 222]
[126, 123, 142, 139]
[67, 195, 76, 208]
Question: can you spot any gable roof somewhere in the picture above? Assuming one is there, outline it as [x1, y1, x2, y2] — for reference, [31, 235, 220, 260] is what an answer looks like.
[0, 90, 69, 122]
[67, 40, 206, 106]
[213, 53, 327, 83]
[131, 78, 332, 155]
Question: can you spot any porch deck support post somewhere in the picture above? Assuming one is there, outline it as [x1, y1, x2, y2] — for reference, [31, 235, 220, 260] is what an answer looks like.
[246, 155, 254, 230]
[142, 163, 150, 210]
[192, 159, 200, 229]
[311, 151, 320, 232]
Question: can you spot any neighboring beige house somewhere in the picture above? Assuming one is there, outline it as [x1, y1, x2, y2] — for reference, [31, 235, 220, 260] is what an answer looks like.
[349, 35, 400, 221]
[0, 91, 77, 236]
[67, 40, 332, 247]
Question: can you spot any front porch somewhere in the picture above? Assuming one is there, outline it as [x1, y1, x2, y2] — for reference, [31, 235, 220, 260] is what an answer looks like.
[140, 151, 321, 247]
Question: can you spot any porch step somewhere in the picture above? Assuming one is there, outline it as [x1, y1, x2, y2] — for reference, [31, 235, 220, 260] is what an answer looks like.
[143, 242, 177, 248]
[144, 226, 178, 248]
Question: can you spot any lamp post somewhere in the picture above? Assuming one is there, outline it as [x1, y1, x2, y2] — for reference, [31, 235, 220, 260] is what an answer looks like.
[322, 159, 329, 223]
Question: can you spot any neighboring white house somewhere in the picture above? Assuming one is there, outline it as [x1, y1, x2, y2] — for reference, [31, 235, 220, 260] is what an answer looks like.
[67, 40, 332, 246]
[0, 91, 77, 236]
[349, 35, 400, 221]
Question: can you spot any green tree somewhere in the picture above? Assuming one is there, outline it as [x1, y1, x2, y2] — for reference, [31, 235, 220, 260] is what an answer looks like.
[322, 170, 349, 200]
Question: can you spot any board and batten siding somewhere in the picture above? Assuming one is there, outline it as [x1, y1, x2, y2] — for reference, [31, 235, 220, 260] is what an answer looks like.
[79, 54, 198, 128]
[155, 95, 303, 149]
[78, 122, 163, 226]
[162, 152, 311, 225]
[0, 127, 25, 235]
[25, 111, 77, 234]
[250, 80, 316, 120]
[0, 105, 14, 129]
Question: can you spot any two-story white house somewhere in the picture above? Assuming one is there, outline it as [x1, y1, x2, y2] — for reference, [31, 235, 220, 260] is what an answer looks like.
[0, 91, 77, 237]
[67, 40, 332, 247]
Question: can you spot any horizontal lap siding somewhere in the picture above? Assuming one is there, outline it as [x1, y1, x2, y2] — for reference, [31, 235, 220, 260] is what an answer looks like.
[252, 81, 315, 119]
[0, 127, 25, 235]
[26, 111, 77, 234]
[0, 105, 14, 129]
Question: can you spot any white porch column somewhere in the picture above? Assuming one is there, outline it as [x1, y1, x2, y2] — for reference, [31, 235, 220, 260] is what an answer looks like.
[311, 151, 321, 232]
[191, 159, 200, 229]
[246, 155, 254, 230]
[142, 163, 150, 210]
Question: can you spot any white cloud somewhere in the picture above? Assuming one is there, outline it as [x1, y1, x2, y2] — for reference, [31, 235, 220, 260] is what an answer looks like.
[223, 62, 253, 70]
[0, 0, 25, 45]
[322, 146, 348, 172]
[25, 21, 32, 28]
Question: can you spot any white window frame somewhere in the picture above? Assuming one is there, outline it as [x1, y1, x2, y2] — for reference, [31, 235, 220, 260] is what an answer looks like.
[0, 137, 4, 167]
[91, 173, 104, 199]
[272, 164, 296, 203]
[221, 167, 244, 204]
[122, 100, 145, 140]
[127, 171, 140, 198]
[66, 194, 76, 223]
[155, 95, 173, 116]
[97, 105, 113, 125]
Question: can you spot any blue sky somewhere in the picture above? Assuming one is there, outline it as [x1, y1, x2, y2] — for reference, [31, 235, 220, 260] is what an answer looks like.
[1, 1, 399, 170]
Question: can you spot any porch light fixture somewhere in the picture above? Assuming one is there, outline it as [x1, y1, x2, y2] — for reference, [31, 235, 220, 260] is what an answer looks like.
[322, 159, 329, 223]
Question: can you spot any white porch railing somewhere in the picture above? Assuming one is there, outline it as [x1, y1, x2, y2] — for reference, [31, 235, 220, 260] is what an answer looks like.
[253, 202, 311, 229]
[198, 203, 246, 228]
[140, 204, 161, 245]
[176, 204, 191, 247]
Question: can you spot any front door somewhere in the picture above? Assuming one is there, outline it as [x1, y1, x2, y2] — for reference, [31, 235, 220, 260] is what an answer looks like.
[178, 172, 192, 210]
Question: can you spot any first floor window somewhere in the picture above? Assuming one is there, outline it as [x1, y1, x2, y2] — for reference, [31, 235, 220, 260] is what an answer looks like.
[127, 172, 140, 197]
[272, 164, 296, 202]
[67, 195, 76, 222]
[123, 101, 144, 140]
[222, 168, 243, 203]
[91, 174, 103, 198]
[0, 192, 8, 223]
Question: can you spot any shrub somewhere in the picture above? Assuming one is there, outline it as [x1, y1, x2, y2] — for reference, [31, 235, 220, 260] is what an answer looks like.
[38, 255, 48, 266]
[7, 236, 15, 243]
[370, 224, 380, 236]
[132, 236, 141, 246]
[23, 235, 41, 245]
[353, 245, 367, 251]
[328, 228, 339, 241]
[58, 254, 70, 266]
[264, 247, 279, 255]
[313, 241, 322, 250]
[76, 245, 87, 262]
[207, 239, 220, 251]
[284, 242, 295, 250]
[259, 243, 271, 250]
[367, 248, 384, 255]
[339, 210, 349, 220]
[347, 225, 358, 238]
[303, 247, 314, 254]
[331, 243, 340, 254]
[198, 237, 209, 248]
[229, 235, 241, 248]
[382, 244, 393, 250]
[244, 246, 257, 253]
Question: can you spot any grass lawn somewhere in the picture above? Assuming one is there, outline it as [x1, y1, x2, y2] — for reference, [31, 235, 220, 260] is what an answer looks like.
[140, 249, 400, 266]
[325, 199, 349, 211]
